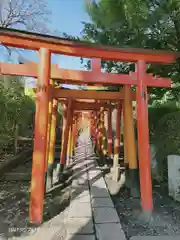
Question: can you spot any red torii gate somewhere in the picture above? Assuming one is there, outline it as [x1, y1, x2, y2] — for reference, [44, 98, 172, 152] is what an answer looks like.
[0, 27, 179, 224]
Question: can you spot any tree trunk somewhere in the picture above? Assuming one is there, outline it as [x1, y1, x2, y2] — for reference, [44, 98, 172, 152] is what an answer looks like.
[14, 124, 19, 155]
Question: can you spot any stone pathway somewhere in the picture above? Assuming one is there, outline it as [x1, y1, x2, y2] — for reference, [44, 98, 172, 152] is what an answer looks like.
[14, 129, 126, 240]
[68, 155, 126, 240]
[65, 129, 126, 239]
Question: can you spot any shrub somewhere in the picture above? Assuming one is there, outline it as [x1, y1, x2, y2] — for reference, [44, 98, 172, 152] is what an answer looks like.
[153, 111, 180, 181]
[148, 101, 179, 139]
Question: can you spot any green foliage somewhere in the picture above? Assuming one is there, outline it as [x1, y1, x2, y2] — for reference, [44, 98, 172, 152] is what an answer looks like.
[153, 111, 180, 180]
[154, 111, 180, 156]
[148, 101, 180, 138]
[82, 0, 180, 101]
[0, 76, 35, 153]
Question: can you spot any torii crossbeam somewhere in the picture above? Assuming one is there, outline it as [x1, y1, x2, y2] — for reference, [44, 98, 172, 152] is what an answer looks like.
[0, 61, 172, 87]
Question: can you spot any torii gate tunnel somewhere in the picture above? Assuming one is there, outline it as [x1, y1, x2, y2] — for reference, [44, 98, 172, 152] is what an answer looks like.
[0, 28, 179, 224]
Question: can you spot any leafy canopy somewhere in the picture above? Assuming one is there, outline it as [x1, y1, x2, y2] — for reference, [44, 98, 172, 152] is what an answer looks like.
[82, 0, 180, 101]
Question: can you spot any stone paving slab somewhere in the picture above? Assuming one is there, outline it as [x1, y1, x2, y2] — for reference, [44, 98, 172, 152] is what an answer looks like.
[66, 218, 94, 235]
[73, 172, 88, 180]
[76, 172, 89, 180]
[71, 186, 90, 195]
[90, 178, 107, 189]
[66, 234, 95, 240]
[95, 223, 126, 240]
[90, 186, 110, 198]
[88, 173, 103, 181]
[93, 207, 120, 223]
[68, 202, 92, 218]
[71, 185, 89, 192]
[71, 194, 91, 204]
[72, 165, 87, 172]
[71, 189, 91, 203]
[91, 197, 114, 208]
[72, 179, 88, 187]
[86, 158, 96, 162]
[88, 170, 102, 176]
[72, 162, 87, 168]
[87, 163, 97, 169]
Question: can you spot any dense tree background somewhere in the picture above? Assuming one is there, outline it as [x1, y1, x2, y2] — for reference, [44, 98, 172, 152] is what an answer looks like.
[81, 0, 180, 101]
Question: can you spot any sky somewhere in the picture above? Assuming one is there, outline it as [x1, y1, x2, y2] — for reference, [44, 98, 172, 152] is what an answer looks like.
[48, 0, 91, 70]
[0, 0, 92, 88]
[4, 0, 91, 68]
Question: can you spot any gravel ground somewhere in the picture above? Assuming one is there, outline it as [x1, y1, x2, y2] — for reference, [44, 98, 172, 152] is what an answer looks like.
[109, 182, 180, 239]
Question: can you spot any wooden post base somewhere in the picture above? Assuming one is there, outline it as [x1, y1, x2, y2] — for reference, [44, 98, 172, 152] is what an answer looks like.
[125, 168, 140, 198]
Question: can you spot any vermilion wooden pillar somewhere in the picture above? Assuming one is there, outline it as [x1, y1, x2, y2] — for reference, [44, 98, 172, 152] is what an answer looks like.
[93, 111, 97, 153]
[74, 116, 79, 148]
[124, 86, 137, 168]
[46, 98, 58, 190]
[136, 60, 153, 212]
[67, 112, 73, 165]
[76, 114, 81, 138]
[48, 99, 58, 165]
[94, 112, 98, 147]
[90, 112, 94, 144]
[97, 111, 102, 155]
[58, 105, 66, 173]
[45, 79, 54, 173]
[94, 112, 97, 145]
[107, 106, 113, 159]
[71, 116, 76, 159]
[45, 100, 52, 171]
[45, 83, 53, 191]
[60, 100, 72, 170]
[113, 102, 122, 168]
[30, 48, 51, 224]
[123, 104, 128, 164]
[100, 107, 107, 156]
[124, 86, 139, 197]
[95, 111, 99, 154]
[93, 112, 97, 147]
